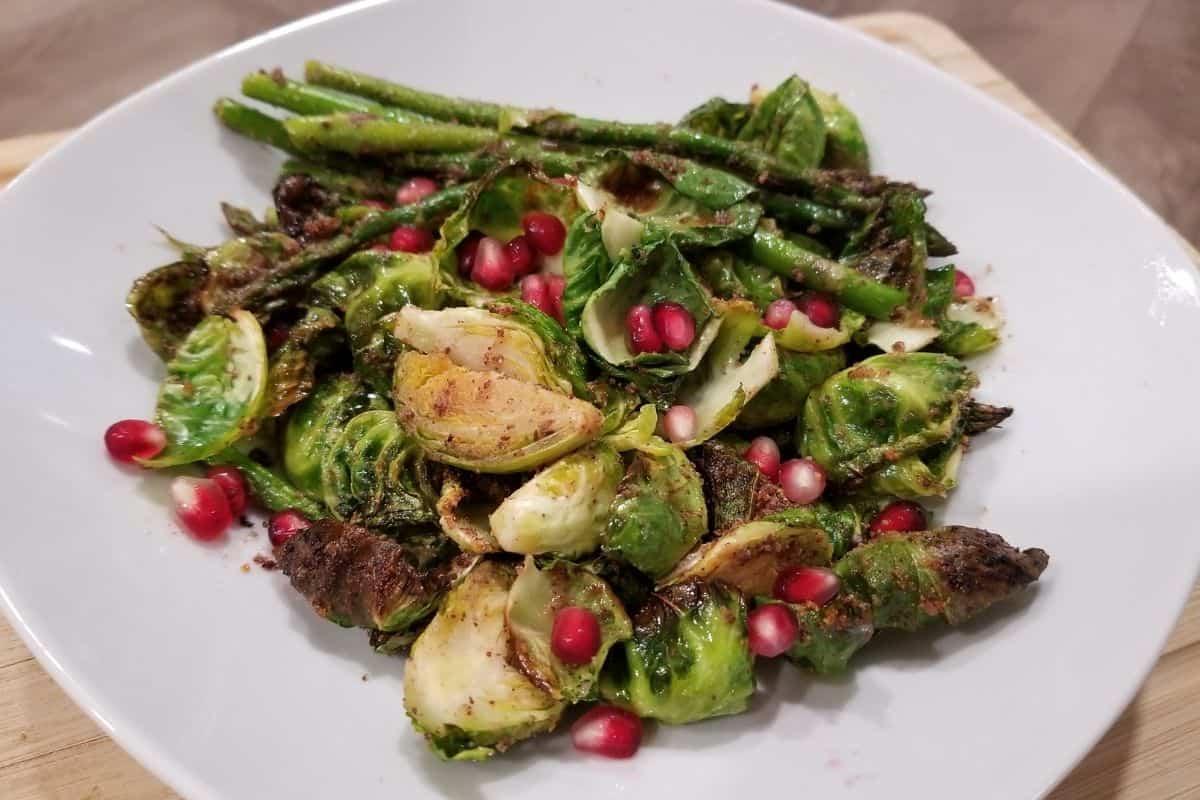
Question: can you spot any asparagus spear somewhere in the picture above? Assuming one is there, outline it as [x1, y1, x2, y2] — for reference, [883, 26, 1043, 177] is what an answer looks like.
[213, 97, 296, 152]
[782, 526, 1049, 673]
[748, 228, 908, 318]
[304, 61, 880, 209]
[284, 113, 499, 155]
[760, 190, 858, 231]
[242, 72, 431, 123]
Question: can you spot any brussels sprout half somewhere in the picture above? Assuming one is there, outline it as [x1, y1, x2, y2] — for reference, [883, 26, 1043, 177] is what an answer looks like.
[506, 556, 632, 702]
[600, 579, 754, 725]
[393, 352, 603, 474]
[282, 376, 387, 498]
[812, 88, 870, 172]
[404, 560, 566, 760]
[140, 311, 268, 467]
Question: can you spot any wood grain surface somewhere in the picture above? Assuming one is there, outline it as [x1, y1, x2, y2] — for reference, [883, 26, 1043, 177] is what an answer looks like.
[1, 11, 1198, 800]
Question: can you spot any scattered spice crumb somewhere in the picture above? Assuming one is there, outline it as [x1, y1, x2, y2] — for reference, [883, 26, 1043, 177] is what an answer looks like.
[240, 563, 251, 573]
[239, 516, 254, 529]
[253, 553, 278, 571]
[361, 674, 369, 682]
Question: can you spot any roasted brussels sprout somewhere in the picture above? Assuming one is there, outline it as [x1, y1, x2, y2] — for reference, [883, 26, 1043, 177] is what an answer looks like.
[604, 438, 708, 577]
[126, 260, 208, 360]
[140, 311, 268, 467]
[739, 76, 827, 171]
[282, 376, 386, 498]
[262, 306, 344, 418]
[489, 444, 623, 557]
[393, 352, 603, 473]
[506, 556, 632, 702]
[404, 560, 565, 760]
[600, 580, 754, 725]
[736, 348, 845, 429]
[660, 519, 832, 596]
[780, 527, 1049, 673]
[693, 439, 793, 532]
[434, 470, 507, 554]
[812, 89, 870, 172]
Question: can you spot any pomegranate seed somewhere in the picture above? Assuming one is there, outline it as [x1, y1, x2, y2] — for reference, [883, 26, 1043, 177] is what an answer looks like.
[744, 436, 781, 480]
[571, 705, 643, 759]
[953, 269, 976, 299]
[626, 304, 664, 354]
[652, 301, 696, 352]
[763, 298, 798, 330]
[457, 232, 484, 277]
[171, 477, 233, 541]
[551, 606, 602, 665]
[104, 419, 166, 463]
[506, 235, 535, 277]
[748, 604, 799, 657]
[774, 566, 840, 606]
[779, 458, 826, 504]
[546, 275, 566, 325]
[797, 293, 840, 328]
[205, 465, 248, 517]
[394, 176, 438, 206]
[522, 211, 567, 256]
[662, 404, 697, 444]
[268, 509, 311, 547]
[388, 225, 434, 253]
[470, 236, 517, 290]
[361, 199, 389, 210]
[521, 274, 552, 316]
[868, 501, 928, 535]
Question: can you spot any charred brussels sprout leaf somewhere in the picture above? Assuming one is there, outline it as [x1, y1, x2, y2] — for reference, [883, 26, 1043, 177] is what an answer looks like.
[489, 444, 623, 557]
[262, 307, 344, 418]
[812, 89, 870, 172]
[737, 76, 826, 171]
[321, 409, 437, 529]
[600, 580, 754, 725]
[604, 439, 708, 577]
[801, 352, 977, 487]
[435, 470, 506, 554]
[506, 556, 632, 702]
[783, 527, 1049, 673]
[696, 250, 784, 311]
[277, 519, 474, 631]
[561, 212, 615, 335]
[764, 503, 862, 560]
[126, 261, 208, 360]
[661, 519, 832, 596]
[404, 561, 565, 760]
[140, 311, 268, 467]
[774, 305, 866, 352]
[694, 439, 792, 532]
[938, 297, 1004, 356]
[393, 352, 603, 473]
[679, 97, 752, 139]
[282, 376, 386, 498]
[736, 348, 845, 429]
[394, 304, 589, 398]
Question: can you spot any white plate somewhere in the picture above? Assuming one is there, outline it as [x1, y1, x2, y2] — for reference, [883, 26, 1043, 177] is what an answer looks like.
[2, 1, 1198, 797]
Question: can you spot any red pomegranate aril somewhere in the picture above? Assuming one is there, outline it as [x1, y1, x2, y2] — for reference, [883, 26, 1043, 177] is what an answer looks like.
[268, 509, 311, 547]
[571, 705, 643, 759]
[552, 606, 602, 665]
[774, 566, 840, 606]
[797, 293, 840, 329]
[626, 304, 664, 354]
[954, 269, 976, 299]
[520, 274, 553, 316]
[546, 274, 566, 324]
[171, 477, 233, 541]
[522, 211, 567, 256]
[394, 176, 438, 206]
[763, 298, 798, 330]
[470, 236, 517, 290]
[205, 465, 248, 517]
[779, 457, 826, 504]
[868, 500, 928, 535]
[652, 301, 696, 352]
[388, 225, 434, 253]
[744, 436, 781, 480]
[456, 232, 484, 277]
[104, 419, 167, 463]
[506, 234, 535, 277]
[748, 604, 800, 657]
[663, 404, 697, 444]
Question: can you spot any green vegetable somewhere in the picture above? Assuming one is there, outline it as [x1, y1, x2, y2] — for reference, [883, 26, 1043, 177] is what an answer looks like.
[140, 312, 268, 467]
[604, 438, 708, 577]
[938, 297, 1003, 356]
[773, 305, 866, 352]
[782, 527, 1049, 673]
[801, 352, 977, 487]
[393, 304, 589, 398]
[736, 348, 845, 429]
[404, 560, 565, 760]
[600, 580, 754, 725]
[489, 444, 623, 557]
[209, 448, 327, 519]
[125, 260, 208, 360]
[679, 96, 751, 139]
[812, 89, 870, 171]
[320, 410, 437, 529]
[674, 301, 780, 447]
[434, 471, 504, 554]
[282, 375, 386, 498]
[693, 439, 792, 532]
[560, 212, 614, 335]
[506, 556, 632, 702]
[284, 113, 499, 155]
[393, 352, 603, 473]
[661, 519, 832, 596]
[262, 307, 344, 418]
[737, 76, 827, 170]
[241, 71, 430, 123]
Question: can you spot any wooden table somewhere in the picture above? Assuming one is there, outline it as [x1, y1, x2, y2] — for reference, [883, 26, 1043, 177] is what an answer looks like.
[2, 12, 1198, 799]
